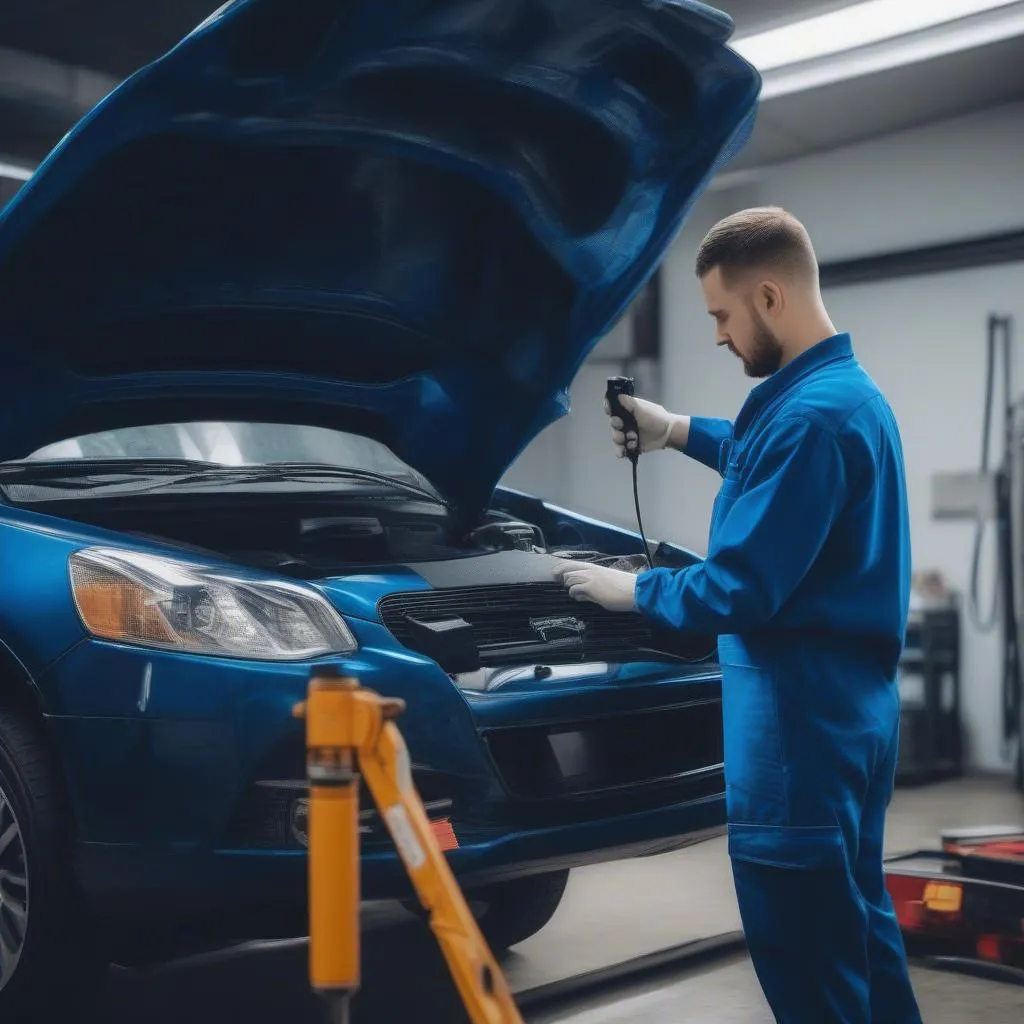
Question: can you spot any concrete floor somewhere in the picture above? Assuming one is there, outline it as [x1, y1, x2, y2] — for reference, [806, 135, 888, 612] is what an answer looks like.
[96, 775, 1024, 1024]
[532, 951, 1024, 1024]
[505, 774, 1024, 992]
[528, 775, 1024, 1024]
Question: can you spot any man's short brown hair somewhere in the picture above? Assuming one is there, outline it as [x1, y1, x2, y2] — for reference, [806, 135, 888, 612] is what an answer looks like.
[695, 206, 818, 285]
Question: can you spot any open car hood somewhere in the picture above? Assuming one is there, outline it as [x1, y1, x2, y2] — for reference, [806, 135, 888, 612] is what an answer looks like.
[0, 0, 759, 523]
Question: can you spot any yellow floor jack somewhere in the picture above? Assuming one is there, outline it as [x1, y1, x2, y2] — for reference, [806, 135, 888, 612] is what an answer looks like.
[293, 669, 527, 1024]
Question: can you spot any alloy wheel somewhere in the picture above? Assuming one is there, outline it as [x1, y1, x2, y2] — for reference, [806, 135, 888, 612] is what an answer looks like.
[0, 786, 28, 992]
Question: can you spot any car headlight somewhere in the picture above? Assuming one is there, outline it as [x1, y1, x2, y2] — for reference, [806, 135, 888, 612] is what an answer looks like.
[69, 547, 357, 661]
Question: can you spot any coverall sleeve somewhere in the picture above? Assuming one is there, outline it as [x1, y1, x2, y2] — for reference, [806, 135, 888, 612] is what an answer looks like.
[635, 415, 848, 633]
[684, 416, 734, 472]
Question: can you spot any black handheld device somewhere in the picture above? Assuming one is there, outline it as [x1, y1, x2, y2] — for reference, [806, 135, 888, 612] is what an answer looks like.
[605, 375, 651, 567]
[606, 376, 640, 462]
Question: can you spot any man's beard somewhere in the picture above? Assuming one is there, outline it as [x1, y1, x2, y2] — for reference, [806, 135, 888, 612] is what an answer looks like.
[735, 307, 784, 378]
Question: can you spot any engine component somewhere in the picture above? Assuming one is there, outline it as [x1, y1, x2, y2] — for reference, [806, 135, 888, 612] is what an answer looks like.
[404, 615, 480, 674]
[468, 520, 545, 553]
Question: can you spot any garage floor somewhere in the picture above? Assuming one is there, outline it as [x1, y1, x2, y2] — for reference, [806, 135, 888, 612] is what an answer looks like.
[527, 774, 1024, 1023]
[531, 949, 1024, 1023]
[98, 776, 1024, 1024]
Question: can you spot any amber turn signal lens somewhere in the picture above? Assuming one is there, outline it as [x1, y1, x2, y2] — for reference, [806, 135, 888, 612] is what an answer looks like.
[72, 579, 176, 645]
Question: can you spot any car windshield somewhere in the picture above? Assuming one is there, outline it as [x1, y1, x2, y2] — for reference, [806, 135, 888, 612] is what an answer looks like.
[19, 422, 439, 493]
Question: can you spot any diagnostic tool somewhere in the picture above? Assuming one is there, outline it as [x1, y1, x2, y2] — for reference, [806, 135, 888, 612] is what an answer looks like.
[606, 376, 640, 463]
[606, 376, 651, 568]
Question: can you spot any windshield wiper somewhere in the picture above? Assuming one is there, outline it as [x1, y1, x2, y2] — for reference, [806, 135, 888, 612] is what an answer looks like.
[0, 459, 449, 508]
[132, 463, 450, 507]
[0, 458, 224, 485]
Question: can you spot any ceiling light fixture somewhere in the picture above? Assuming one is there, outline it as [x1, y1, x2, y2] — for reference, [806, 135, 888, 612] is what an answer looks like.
[0, 161, 33, 182]
[732, 0, 1024, 99]
[733, 0, 1020, 70]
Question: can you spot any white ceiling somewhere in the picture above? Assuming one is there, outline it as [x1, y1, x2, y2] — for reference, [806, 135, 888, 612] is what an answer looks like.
[1, 1, 1022, 180]
[715, 0, 1024, 174]
[723, 0, 857, 35]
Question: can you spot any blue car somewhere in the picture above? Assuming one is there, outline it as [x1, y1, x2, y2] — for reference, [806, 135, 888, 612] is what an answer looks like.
[0, 0, 759, 1014]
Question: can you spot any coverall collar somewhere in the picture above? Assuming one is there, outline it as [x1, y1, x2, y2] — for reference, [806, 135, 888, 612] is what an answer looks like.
[735, 332, 853, 440]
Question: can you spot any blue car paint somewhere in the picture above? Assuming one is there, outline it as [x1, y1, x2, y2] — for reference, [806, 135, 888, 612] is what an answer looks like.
[0, 0, 760, 524]
[42, 575, 719, 830]
[42, 641, 490, 842]
[72, 790, 728, 916]
[493, 485, 711, 566]
[0, 0, 760, 950]
[20, 487, 727, 930]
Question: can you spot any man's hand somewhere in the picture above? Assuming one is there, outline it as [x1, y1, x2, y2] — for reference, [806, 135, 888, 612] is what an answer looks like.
[604, 394, 686, 458]
[552, 560, 639, 612]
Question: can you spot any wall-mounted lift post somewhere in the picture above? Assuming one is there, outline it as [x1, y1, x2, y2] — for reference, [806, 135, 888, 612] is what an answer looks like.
[930, 314, 1022, 786]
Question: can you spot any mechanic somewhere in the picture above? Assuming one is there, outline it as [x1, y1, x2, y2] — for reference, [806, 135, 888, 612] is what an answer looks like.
[553, 207, 923, 1023]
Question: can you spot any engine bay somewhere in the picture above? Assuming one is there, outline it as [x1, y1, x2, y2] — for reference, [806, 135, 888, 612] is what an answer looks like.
[12, 489, 656, 578]
[7, 485, 715, 667]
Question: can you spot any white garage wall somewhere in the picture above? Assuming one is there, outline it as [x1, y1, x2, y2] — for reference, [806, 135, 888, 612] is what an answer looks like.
[746, 100, 1024, 264]
[501, 192, 739, 532]
[503, 99, 1024, 772]
[499, 298, 667, 529]
[824, 268, 1024, 773]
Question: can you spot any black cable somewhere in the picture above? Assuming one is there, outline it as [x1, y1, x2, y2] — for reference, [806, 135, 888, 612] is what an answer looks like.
[969, 318, 1003, 632]
[606, 377, 651, 569]
[994, 315, 1022, 747]
[630, 455, 651, 569]
[967, 314, 1021, 753]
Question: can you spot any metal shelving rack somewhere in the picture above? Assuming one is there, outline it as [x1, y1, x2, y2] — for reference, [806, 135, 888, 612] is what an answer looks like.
[897, 601, 963, 786]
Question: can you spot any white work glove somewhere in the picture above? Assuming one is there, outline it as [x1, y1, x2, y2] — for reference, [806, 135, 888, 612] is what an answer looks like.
[552, 560, 638, 612]
[604, 394, 677, 458]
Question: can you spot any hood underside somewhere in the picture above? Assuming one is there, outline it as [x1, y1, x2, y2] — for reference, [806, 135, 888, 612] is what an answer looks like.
[0, 0, 759, 521]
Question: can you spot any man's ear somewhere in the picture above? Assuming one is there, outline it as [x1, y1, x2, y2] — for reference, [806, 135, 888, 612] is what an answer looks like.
[759, 280, 784, 318]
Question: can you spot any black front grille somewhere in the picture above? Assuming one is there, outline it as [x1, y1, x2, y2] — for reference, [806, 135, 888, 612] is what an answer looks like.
[378, 583, 715, 667]
[484, 699, 724, 800]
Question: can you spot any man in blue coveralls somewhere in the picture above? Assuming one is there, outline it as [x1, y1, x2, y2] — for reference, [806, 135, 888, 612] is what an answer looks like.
[553, 207, 923, 1023]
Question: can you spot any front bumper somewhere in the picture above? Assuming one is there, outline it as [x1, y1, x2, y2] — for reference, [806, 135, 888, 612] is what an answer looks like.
[42, 627, 724, 942]
[75, 788, 725, 924]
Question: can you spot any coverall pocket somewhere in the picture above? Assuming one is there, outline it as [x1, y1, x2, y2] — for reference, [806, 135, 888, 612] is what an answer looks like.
[719, 659, 787, 828]
[710, 472, 742, 537]
[727, 822, 848, 870]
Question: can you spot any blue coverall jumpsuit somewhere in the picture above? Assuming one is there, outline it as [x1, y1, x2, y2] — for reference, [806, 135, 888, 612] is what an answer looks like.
[634, 333, 923, 1023]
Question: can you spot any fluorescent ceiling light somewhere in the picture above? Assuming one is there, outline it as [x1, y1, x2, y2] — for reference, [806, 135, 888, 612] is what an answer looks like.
[733, 0, 1020, 71]
[0, 160, 33, 182]
[732, 0, 1024, 99]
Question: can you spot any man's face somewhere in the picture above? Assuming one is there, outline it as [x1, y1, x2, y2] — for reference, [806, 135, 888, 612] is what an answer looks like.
[700, 266, 783, 378]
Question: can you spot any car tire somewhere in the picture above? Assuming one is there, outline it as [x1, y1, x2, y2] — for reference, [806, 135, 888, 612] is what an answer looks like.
[402, 868, 570, 952]
[0, 705, 107, 1020]
[468, 869, 570, 952]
